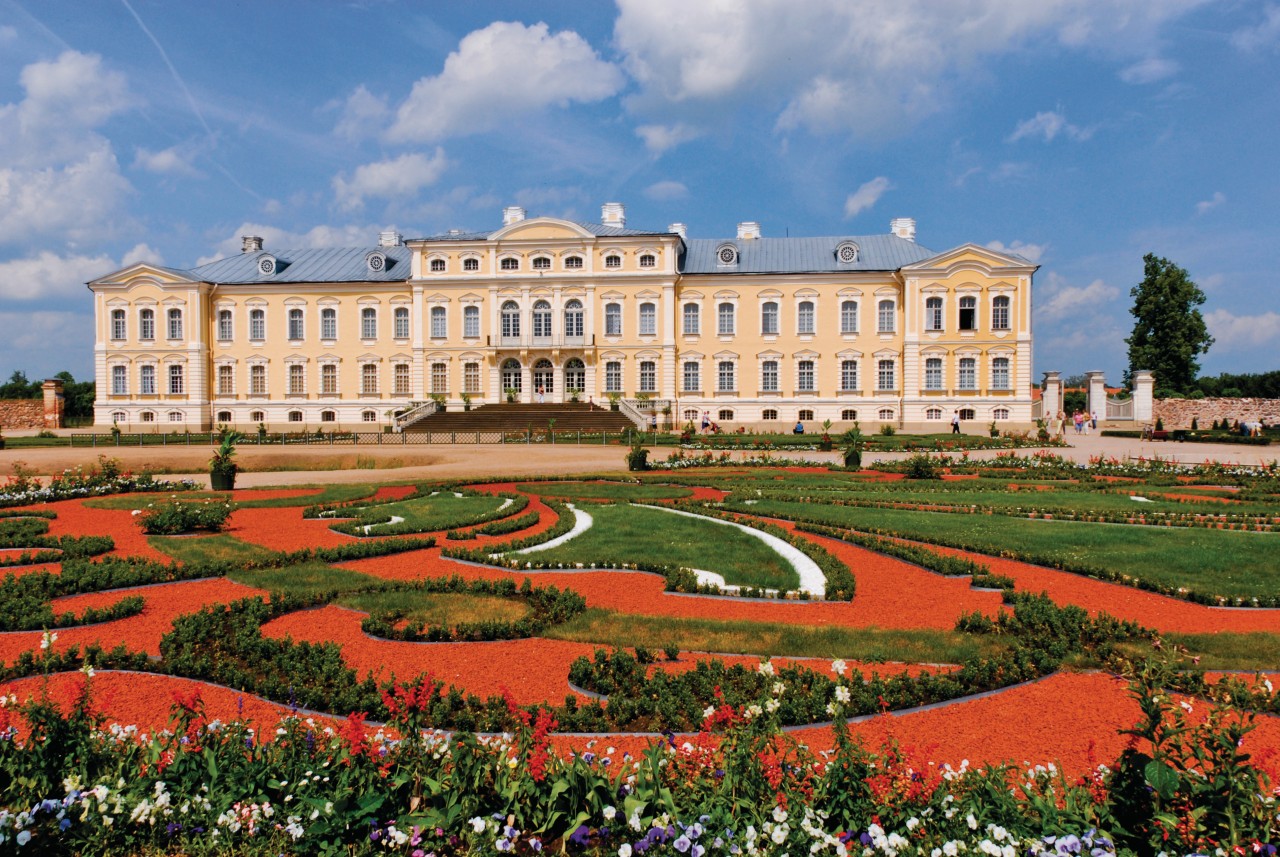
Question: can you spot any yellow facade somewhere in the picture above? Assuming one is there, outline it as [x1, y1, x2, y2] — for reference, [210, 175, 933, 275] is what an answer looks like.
[90, 207, 1035, 431]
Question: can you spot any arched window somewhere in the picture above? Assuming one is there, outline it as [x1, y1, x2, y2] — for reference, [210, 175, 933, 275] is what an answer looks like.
[925, 297, 943, 331]
[959, 296, 977, 330]
[532, 300, 552, 339]
[877, 300, 895, 333]
[639, 253, 656, 268]
[841, 409, 857, 421]
[250, 308, 266, 340]
[762, 409, 778, 421]
[501, 301, 521, 339]
[167, 308, 183, 340]
[502, 358, 522, 393]
[463, 305, 480, 338]
[683, 408, 699, 422]
[682, 303, 700, 335]
[959, 408, 976, 421]
[604, 360, 622, 392]
[717, 302, 735, 335]
[798, 409, 814, 421]
[992, 357, 1011, 390]
[797, 300, 815, 335]
[993, 407, 1010, 420]
[500, 257, 519, 271]
[840, 300, 858, 334]
[564, 255, 583, 270]
[362, 410, 377, 422]
[250, 410, 265, 423]
[840, 360, 858, 391]
[604, 303, 622, 336]
[992, 295, 1010, 330]
[926, 407, 943, 420]
[321, 308, 337, 340]
[361, 307, 377, 339]
[564, 300, 583, 338]
[639, 302, 656, 336]
[638, 360, 656, 392]
[797, 360, 815, 392]
[717, 361, 735, 392]
[217, 411, 232, 423]
[216, 309, 232, 341]
[761, 360, 779, 392]
[878, 408, 894, 421]
[138, 308, 155, 340]
[110, 410, 127, 423]
[958, 357, 977, 390]
[718, 409, 734, 421]
[925, 357, 943, 390]
[288, 410, 303, 423]
[321, 410, 336, 422]
[398, 306, 414, 339]
[288, 308, 304, 341]
[140, 411, 156, 423]
[604, 254, 621, 269]
[532, 256, 551, 270]
[761, 301, 778, 335]
[168, 411, 184, 422]
[565, 358, 585, 392]
[462, 257, 480, 272]
[682, 361, 700, 391]
[430, 258, 446, 272]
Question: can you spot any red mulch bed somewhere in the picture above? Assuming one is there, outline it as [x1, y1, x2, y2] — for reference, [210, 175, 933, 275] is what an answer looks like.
[39, 499, 171, 562]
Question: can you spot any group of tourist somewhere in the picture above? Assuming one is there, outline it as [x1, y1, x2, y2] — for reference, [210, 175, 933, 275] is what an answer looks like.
[1049, 409, 1098, 438]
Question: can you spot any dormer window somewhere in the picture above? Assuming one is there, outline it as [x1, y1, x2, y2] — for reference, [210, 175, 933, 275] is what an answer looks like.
[532, 256, 551, 270]
[463, 257, 480, 272]
[565, 255, 583, 269]
[257, 254, 278, 276]
[836, 241, 860, 264]
[639, 253, 656, 268]
[430, 258, 446, 272]
[500, 257, 519, 271]
[604, 254, 622, 269]
[716, 244, 738, 266]
[366, 251, 387, 274]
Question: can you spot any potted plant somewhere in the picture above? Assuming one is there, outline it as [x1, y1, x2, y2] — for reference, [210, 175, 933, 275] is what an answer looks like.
[430, 392, 447, 410]
[661, 404, 673, 431]
[209, 431, 241, 491]
[840, 427, 864, 470]
[626, 442, 650, 471]
[989, 420, 1000, 438]
[505, 387, 518, 403]
[567, 388, 582, 403]
[461, 392, 472, 411]
[606, 392, 622, 411]
[819, 419, 834, 451]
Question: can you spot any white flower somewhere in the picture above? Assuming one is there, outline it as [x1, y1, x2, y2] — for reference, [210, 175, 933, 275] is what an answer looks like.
[765, 698, 780, 713]
[772, 806, 787, 823]
[831, 659, 847, 676]
[770, 824, 788, 844]
[40, 631, 57, 651]
[702, 706, 716, 721]
[619, 845, 633, 857]
[757, 660, 775, 677]
[771, 681, 785, 696]
[944, 841, 960, 856]
[967, 814, 978, 830]
[834, 685, 851, 704]
[470, 816, 486, 833]
[603, 806, 616, 821]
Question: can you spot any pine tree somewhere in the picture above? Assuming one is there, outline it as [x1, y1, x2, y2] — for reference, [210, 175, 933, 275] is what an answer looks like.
[1125, 254, 1213, 393]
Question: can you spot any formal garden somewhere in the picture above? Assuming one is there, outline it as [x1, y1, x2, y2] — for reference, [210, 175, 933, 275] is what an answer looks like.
[0, 452, 1278, 854]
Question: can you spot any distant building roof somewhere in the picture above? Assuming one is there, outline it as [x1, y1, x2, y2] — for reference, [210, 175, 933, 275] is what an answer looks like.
[682, 235, 936, 274]
[415, 221, 671, 242]
[189, 246, 413, 285]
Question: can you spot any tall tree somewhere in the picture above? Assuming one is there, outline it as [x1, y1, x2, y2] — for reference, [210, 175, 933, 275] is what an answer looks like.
[1125, 254, 1213, 392]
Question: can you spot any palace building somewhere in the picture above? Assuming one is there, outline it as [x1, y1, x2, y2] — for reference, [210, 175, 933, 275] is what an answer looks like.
[89, 203, 1036, 431]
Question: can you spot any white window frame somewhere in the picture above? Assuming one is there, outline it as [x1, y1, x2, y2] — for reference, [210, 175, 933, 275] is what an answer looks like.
[876, 359, 895, 391]
[797, 300, 815, 335]
[361, 307, 378, 340]
[840, 300, 858, 335]
[925, 297, 943, 332]
[394, 362, 411, 396]
[217, 364, 234, 396]
[717, 360, 736, 393]
[682, 360, 700, 392]
[924, 357, 943, 391]
[167, 308, 183, 341]
[250, 364, 267, 396]
[958, 356, 977, 390]
[288, 307, 305, 341]
[877, 300, 895, 334]
[321, 363, 339, 395]
[760, 360, 779, 392]
[249, 308, 266, 341]
[398, 306, 414, 340]
[288, 363, 306, 395]
[682, 303, 700, 335]
[761, 301, 779, 335]
[138, 308, 155, 341]
[604, 360, 622, 393]
[463, 305, 481, 339]
[111, 309, 127, 341]
[840, 359, 858, 391]
[991, 356, 1011, 391]
[638, 360, 657, 393]
[992, 296, 1011, 331]
[168, 363, 184, 395]
[140, 364, 156, 395]
[427, 306, 445, 339]
[604, 303, 622, 337]
[717, 302, 735, 336]
[321, 307, 337, 340]
[111, 364, 127, 395]
[797, 359, 815, 392]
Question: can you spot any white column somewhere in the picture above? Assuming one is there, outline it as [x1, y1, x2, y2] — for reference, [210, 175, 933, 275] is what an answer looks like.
[1042, 371, 1062, 419]
[1133, 370, 1154, 422]
[1086, 370, 1107, 419]
[412, 285, 425, 398]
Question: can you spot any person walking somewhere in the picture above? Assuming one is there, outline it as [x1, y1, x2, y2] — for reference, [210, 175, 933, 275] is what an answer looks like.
[1090, 410, 1098, 431]
[951, 410, 961, 435]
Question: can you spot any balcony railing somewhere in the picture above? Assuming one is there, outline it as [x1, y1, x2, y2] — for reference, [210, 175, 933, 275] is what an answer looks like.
[487, 334, 594, 349]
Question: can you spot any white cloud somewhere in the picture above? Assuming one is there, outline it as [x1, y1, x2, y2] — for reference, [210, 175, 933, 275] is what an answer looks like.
[1232, 5, 1280, 52]
[1119, 57, 1179, 84]
[843, 177, 892, 218]
[332, 149, 448, 210]
[0, 144, 134, 247]
[1204, 309, 1280, 349]
[0, 310, 94, 377]
[985, 240, 1047, 263]
[636, 123, 701, 154]
[1037, 273, 1120, 322]
[133, 144, 201, 177]
[644, 180, 689, 201]
[1195, 191, 1226, 215]
[1007, 110, 1093, 143]
[334, 85, 390, 141]
[387, 21, 624, 143]
[615, 0, 1204, 138]
[0, 247, 143, 301]
[198, 223, 383, 266]
[121, 243, 163, 267]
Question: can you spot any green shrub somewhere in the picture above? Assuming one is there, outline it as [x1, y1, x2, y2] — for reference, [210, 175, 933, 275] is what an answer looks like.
[903, 452, 942, 479]
[137, 498, 235, 535]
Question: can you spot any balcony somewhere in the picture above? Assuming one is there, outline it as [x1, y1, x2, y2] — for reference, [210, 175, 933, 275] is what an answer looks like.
[487, 334, 595, 349]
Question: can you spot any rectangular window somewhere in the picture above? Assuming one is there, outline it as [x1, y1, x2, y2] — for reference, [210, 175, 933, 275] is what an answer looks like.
[717, 361, 735, 392]
[250, 310, 265, 341]
[463, 306, 480, 338]
[463, 362, 480, 394]
[797, 301, 814, 335]
[958, 357, 976, 390]
[639, 360, 656, 393]
[139, 310, 155, 341]
[717, 303, 734, 335]
[840, 301, 857, 334]
[877, 360, 895, 391]
[321, 308, 337, 340]
[111, 365, 127, 395]
[140, 365, 156, 395]
[288, 364, 304, 395]
[361, 308, 377, 339]
[604, 361, 622, 393]
[111, 310, 127, 340]
[321, 364, 338, 394]
[605, 304, 622, 336]
[431, 362, 447, 394]
[959, 297, 977, 331]
[639, 303, 656, 336]
[761, 360, 778, 392]
[991, 358, 1010, 390]
[361, 364, 378, 394]
[217, 365, 233, 396]
[288, 310, 304, 341]
[168, 364, 184, 395]
[682, 303, 699, 335]
[877, 301, 894, 334]
[992, 298, 1010, 331]
[925, 358, 943, 390]
[682, 361, 700, 392]
[394, 363, 410, 395]
[167, 309, 183, 340]
[797, 360, 815, 392]
[250, 365, 266, 395]
[218, 311, 233, 341]
[761, 302, 778, 335]
[840, 360, 857, 391]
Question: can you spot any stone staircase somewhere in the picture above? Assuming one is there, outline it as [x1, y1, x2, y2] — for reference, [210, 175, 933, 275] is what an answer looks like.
[402, 402, 635, 434]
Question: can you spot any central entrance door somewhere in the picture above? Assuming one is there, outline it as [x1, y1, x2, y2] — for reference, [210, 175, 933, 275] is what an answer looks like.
[501, 359, 522, 397]
[533, 358, 554, 398]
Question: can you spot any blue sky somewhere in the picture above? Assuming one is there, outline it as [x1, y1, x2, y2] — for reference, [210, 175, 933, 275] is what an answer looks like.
[2, 0, 1278, 386]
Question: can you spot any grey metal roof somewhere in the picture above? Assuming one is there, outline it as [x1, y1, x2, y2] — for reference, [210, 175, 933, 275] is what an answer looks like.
[188, 247, 413, 284]
[414, 220, 672, 242]
[681, 235, 936, 275]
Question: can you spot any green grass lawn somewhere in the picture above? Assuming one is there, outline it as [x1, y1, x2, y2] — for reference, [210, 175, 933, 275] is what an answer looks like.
[336, 492, 511, 535]
[510, 503, 801, 591]
[228, 561, 392, 597]
[735, 497, 1280, 599]
[85, 483, 377, 511]
[516, 481, 692, 501]
[149, 533, 277, 565]
[340, 590, 530, 626]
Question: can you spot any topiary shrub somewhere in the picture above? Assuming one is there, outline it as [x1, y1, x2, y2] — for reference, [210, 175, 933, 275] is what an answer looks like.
[903, 452, 942, 480]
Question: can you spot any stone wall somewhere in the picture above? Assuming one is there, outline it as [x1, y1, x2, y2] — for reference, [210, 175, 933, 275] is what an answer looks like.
[1152, 397, 1280, 429]
[0, 399, 47, 429]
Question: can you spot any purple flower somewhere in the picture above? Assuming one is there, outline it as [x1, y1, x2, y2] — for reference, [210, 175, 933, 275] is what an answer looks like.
[674, 835, 691, 853]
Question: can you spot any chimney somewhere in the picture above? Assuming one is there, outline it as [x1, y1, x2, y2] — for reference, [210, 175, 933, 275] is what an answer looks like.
[667, 222, 687, 239]
[601, 202, 626, 228]
[736, 222, 761, 240]
[890, 217, 916, 242]
[503, 206, 526, 225]
[379, 230, 403, 247]
[241, 235, 264, 253]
